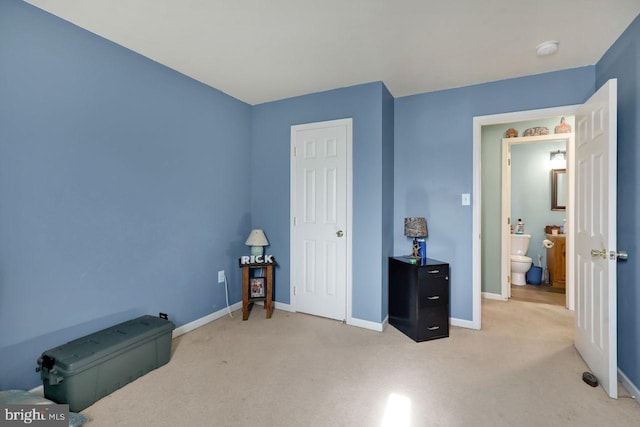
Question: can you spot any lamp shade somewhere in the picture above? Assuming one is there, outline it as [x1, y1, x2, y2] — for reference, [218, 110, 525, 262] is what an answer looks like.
[245, 229, 269, 247]
[404, 217, 428, 238]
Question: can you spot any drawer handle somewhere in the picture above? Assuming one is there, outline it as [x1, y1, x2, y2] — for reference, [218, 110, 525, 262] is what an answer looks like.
[427, 296, 440, 300]
[427, 326, 440, 331]
[428, 269, 440, 274]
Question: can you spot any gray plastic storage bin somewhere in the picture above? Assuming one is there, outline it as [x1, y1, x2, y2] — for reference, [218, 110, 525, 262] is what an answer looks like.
[37, 315, 175, 412]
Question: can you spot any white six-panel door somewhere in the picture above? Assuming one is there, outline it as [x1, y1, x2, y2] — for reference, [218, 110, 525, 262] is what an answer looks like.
[290, 119, 351, 321]
[574, 79, 618, 398]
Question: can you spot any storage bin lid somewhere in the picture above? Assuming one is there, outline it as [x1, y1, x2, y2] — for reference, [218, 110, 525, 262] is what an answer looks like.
[40, 315, 174, 374]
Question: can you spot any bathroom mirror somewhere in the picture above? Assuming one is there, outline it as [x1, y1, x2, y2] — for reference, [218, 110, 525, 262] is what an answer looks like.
[551, 168, 566, 211]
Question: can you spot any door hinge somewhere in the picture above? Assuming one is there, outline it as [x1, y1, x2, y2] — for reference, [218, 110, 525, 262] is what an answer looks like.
[293, 146, 297, 157]
[507, 217, 511, 225]
[293, 286, 297, 296]
[293, 216, 296, 226]
[508, 158, 511, 166]
[507, 275, 510, 283]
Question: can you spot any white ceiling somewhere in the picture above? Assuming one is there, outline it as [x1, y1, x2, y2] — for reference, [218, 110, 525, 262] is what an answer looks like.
[24, 0, 640, 105]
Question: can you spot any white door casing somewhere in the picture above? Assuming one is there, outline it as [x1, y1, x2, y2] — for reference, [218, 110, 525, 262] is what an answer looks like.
[500, 138, 512, 300]
[574, 79, 618, 398]
[290, 119, 352, 321]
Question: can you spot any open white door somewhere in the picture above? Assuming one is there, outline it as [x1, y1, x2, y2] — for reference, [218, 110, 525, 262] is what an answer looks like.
[574, 79, 618, 398]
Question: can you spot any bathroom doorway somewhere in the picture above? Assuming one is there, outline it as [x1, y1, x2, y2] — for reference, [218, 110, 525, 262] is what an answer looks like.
[475, 107, 578, 319]
[501, 127, 574, 309]
[472, 87, 619, 397]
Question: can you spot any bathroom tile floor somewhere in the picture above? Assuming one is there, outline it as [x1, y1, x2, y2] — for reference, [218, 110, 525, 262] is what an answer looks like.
[510, 283, 566, 306]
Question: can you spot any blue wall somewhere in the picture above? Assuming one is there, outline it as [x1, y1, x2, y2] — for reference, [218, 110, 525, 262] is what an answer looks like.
[394, 68, 595, 321]
[596, 13, 640, 395]
[251, 81, 391, 323]
[0, 0, 251, 390]
[3, 0, 639, 397]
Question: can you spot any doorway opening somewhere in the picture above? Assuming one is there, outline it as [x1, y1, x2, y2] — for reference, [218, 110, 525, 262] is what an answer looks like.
[472, 80, 619, 398]
[471, 105, 580, 329]
[501, 130, 574, 309]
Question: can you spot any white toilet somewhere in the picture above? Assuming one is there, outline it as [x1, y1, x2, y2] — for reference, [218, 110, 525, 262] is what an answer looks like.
[510, 234, 533, 286]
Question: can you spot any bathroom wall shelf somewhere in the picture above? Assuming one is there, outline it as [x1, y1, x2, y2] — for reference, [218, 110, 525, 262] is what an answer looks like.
[504, 132, 575, 144]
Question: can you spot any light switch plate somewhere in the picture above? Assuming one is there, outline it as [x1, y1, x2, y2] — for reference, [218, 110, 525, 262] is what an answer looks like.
[218, 270, 225, 283]
[461, 193, 471, 206]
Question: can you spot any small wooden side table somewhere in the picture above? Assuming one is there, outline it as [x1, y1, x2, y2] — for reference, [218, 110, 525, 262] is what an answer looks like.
[240, 262, 274, 320]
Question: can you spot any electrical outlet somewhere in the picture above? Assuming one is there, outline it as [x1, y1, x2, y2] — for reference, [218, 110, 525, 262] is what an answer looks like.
[218, 270, 225, 283]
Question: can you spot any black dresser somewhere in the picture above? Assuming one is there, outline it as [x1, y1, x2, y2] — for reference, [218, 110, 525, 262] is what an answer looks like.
[388, 256, 450, 342]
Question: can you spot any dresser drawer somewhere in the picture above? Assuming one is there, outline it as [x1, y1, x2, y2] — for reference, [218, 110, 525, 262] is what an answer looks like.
[418, 282, 448, 307]
[417, 306, 449, 341]
[418, 271, 449, 307]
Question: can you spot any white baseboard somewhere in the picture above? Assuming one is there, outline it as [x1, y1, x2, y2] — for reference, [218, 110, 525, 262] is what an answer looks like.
[348, 316, 385, 332]
[381, 315, 389, 331]
[482, 292, 506, 301]
[258, 301, 385, 331]
[253, 300, 294, 312]
[256, 301, 385, 331]
[273, 301, 295, 312]
[618, 368, 639, 404]
[172, 302, 242, 338]
[451, 317, 479, 330]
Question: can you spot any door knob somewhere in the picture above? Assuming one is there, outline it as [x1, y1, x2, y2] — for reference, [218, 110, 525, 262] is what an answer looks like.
[591, 249, 607, 259]
[610, 250, 628, 261]
[336, 230, 344, 237]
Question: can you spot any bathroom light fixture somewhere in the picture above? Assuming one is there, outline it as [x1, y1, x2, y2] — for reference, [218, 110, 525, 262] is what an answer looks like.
[550, 150, 566, 168]
[245, 229, 269, 256]
[536, 40, 559, 57]
[550, 150, 565, 161]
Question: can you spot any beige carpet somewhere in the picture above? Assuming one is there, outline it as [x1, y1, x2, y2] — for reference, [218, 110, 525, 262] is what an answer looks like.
[81, 300, 639, 426]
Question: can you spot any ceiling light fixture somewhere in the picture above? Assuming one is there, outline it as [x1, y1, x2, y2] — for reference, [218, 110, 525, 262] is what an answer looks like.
[536, 40, 559, 57]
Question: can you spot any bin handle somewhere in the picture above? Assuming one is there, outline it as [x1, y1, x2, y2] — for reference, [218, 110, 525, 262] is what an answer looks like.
[43, 369, 64, 386]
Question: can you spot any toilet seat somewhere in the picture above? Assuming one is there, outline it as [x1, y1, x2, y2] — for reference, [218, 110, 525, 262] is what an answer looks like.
[510, 255, 532, 263]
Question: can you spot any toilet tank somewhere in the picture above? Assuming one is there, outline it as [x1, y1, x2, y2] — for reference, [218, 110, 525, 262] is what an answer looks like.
[511, 234, 531, 255]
